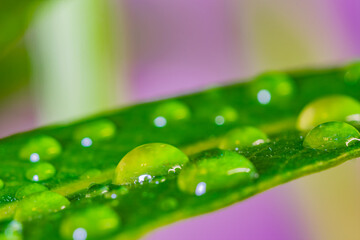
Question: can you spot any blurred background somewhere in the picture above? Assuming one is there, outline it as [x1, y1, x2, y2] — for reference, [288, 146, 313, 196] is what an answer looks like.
[1, 0, 359, 239]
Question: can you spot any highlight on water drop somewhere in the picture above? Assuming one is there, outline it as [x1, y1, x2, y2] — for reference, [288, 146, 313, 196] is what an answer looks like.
[303, 121, 360, 150]
[219, 126, 268, 150]
[177, 149, 258, 195]
[113, 143, 189, 185]
[19, 135, 62, 162]
[297, 95, 360, 131]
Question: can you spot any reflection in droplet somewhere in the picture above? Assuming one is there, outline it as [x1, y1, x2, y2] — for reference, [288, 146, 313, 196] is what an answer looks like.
[15, 183, 48, 199]
[114, 143, 189, 185]
[74, 119, 116, 146]
[257, 89, 271, 105]
[297, 95, 360, 131]
[60, 205, 120, 239]
[19, 135, 62, 161]
[303, 121, 360, 150]
[86, 184, 109, 198]
[219, 126, 268, 150]
[14, 191, 70, 221]
[154, 116, 167, 128]
[25, 163, 56, 182]
[73, 228, 87, 240]
[177, 149, 258, 195]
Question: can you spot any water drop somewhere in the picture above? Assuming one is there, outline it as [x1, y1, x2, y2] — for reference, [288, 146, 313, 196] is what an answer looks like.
[19, 135, 62, 161]
[177, 149, 258, 195]
[60, 205, 120, 239]
[14, 191, 70, 221]
[219, 126, 268, 150]
[15, 183, 48, 199]
[251, 72, 295, 105]
[297, 95, 360, 131]
[113, 143, 189, 185]
[213, 106, 238, 126]
[0, 179, 4, 189]
[303, 121, 360, 150]
[25, 162, 56, 182]
[152, 100, 191, 127]
[344, 61, 360, 85]
[74, 119, 116, 146]
[85, 184, 109, 198]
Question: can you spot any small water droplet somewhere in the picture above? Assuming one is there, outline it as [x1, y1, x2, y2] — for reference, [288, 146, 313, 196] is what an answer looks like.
[73, 228, 87, 240]
[15, 183, 48, 199]
[14, 191, 70, 221]
[251, 72, 295, 106]
[114, 143, 189, 185]
[74, 119, 117, 146]
[60, 205, 120, 239]
[85, 184, 109, 198]
[213, 107, 238, 126]
[19, 135, 62, 161]
[303, 121, 360, 150]
[152, 100, 191, 127]
[177, 149, 258, 195]
[151, 176, 167, 184]
[25, 163, 56, 182]
[297, 95, 360, 131]
[219, 126, 268, 150]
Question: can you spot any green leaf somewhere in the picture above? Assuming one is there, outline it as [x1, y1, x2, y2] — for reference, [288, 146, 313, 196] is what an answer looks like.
[1, 65, 360, 239]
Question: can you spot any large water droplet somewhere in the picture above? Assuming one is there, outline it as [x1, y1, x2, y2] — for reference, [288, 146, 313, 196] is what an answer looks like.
[297, 95, 360, 131]
[60, 205, 120, 239]
[19, 135, 62, 162]
[152, 100, 191, 128]
[74, 119, 116, 146]
[177, 149, 258, 195]
[251, 72, 295, 105]
[344, 61, 360, 85]
[0, 179, 4, 189]
[303, 121, 360, 150]
[25, 163, 56, 182]
[14, 191, 70, 222]
[113, 143, 189, 185]
[15, 183, 48, 199]
[85, 184, 109, 198]
[219, 126, 268, 150]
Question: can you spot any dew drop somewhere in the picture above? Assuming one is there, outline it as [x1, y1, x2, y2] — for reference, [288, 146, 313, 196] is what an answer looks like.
[303, 121, 360, 150]
[15, 183, 48, 199]
[152, 100, 191, 127]
[251, 72, 295, 105]
[14, 191, 70, 222]
[85, 184, 109, 198]
[60, 205, 120, 239]
[297, 95, 360, 131]
[74, 119, 116, 146]
[213, 106, 238, 126]
[177, 149, 258, 195]
[113, 143, 189, 185]
[25, 162, 56, 182]
[219, 126, 268, 150]
[19, 135, 62, 161]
